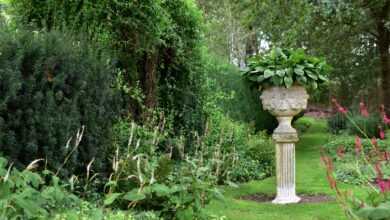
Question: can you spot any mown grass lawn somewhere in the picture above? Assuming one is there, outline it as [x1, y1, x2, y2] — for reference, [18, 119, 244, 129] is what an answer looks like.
[207, 117, 365, 220]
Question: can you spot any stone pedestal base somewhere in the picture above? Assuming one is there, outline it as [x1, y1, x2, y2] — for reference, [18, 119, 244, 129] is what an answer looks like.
[272, 142, 300, 204]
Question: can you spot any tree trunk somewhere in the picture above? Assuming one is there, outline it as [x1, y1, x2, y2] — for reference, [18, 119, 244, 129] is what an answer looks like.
[379, 41, 390, 113]
[375, 3, 390, 113]
[245, 26, 258, 57]
[142, 51, 159, 114]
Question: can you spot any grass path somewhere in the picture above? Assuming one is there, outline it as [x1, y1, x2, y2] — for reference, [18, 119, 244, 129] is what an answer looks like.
[207, 118, 348, 220]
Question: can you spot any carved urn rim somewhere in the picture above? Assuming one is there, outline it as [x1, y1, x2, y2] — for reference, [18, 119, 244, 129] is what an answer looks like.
[260, 85, 309, 117]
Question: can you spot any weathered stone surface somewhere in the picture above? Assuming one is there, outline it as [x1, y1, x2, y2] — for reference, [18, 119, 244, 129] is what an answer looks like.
[260, 86, 309, 204]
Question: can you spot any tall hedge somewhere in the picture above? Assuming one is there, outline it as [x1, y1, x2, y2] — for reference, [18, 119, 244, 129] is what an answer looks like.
[10, 0, 207, 134]
[0, 27, 118, 176]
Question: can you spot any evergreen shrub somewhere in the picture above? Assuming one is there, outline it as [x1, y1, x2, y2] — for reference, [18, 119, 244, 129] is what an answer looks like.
[0, 28, 118, 176]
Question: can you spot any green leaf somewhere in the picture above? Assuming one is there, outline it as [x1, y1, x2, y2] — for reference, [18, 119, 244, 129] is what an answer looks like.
[318, 74, 328, 82]
[104, 193, 122, 206]
[152, 183, 172, 197]
[248, 75, 258, 81]
[297, 76, 307, 85]
[284, 76, 293, 88]
[264, 69, 274, 78]
[311, 81, 318, 89]
[271, 76, 283, 85]
[257, 75, 265, 82]
[356, 206, 390, 220]
[276, 69, 286, 77]
[253, 66, 265, 73]
[15, 197, 44, 217]
[294, 68, 304, 76]
[306, 71, 318, 80]
[122, 189, 146, 201]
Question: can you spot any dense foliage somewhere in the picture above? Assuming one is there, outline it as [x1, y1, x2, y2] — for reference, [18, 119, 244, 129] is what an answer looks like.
[204, 55, 277, 132]
[0, 27, 117, 176]
[6, 0, 387, 219]
[328, 104, 385, 138]
[10, 0, 207, 135]
[243, 48, 329, 89]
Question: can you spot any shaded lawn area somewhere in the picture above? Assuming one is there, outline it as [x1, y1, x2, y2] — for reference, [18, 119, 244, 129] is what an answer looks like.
[207, 117, 365, 220]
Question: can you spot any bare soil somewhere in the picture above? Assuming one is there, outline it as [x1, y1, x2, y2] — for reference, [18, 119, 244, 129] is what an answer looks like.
[238, 193, 335, 204]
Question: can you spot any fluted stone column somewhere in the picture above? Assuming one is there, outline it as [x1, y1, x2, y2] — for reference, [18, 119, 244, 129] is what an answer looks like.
[260, 86, 309, 204]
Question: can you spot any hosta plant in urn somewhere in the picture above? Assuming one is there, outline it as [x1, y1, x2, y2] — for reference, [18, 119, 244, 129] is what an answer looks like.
[243, 48, 330, 204]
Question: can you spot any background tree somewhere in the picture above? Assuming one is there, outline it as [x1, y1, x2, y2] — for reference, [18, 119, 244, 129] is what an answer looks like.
[197, 0, 390, 109]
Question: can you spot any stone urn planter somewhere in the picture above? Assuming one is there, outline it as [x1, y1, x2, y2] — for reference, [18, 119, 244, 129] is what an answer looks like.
[260, 86, 309, 204]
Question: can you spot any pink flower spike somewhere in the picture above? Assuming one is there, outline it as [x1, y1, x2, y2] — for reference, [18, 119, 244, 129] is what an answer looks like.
[338, 106, 348, 114]
[355, 136, 362, 155]
[378, 179, 390, 193]
[379, 127, 385, 140]
[375, 162, 383, 180]
[384, 114, 390, 125]
[359, 102, 369, 117]
[331, 98, 348, 114]
[371, 138, 378, 147]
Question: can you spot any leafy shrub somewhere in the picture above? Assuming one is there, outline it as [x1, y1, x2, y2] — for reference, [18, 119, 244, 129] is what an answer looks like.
[204, 55, 277, 133]
[199, 112, 274, 184]
[327, 112, 347, 134]
[323, 135, 390, 185]
[106, 121, 223, 220]
[0, 156, 159, 220]
[323, 135, 390, 158]
[0, 157, 81, 219]
[328, 111, 384, 137]
[347, 113, 384, 138]
[0, 28, 118, 176]
[293, 117, 313, 134]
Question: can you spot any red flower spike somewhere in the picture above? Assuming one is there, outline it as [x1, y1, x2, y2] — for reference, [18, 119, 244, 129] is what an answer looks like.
[359, 102, 369, 117]
[336, 146, 345, 159]
[379, 127, 385, 140]
[355, 136, 362, 155]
